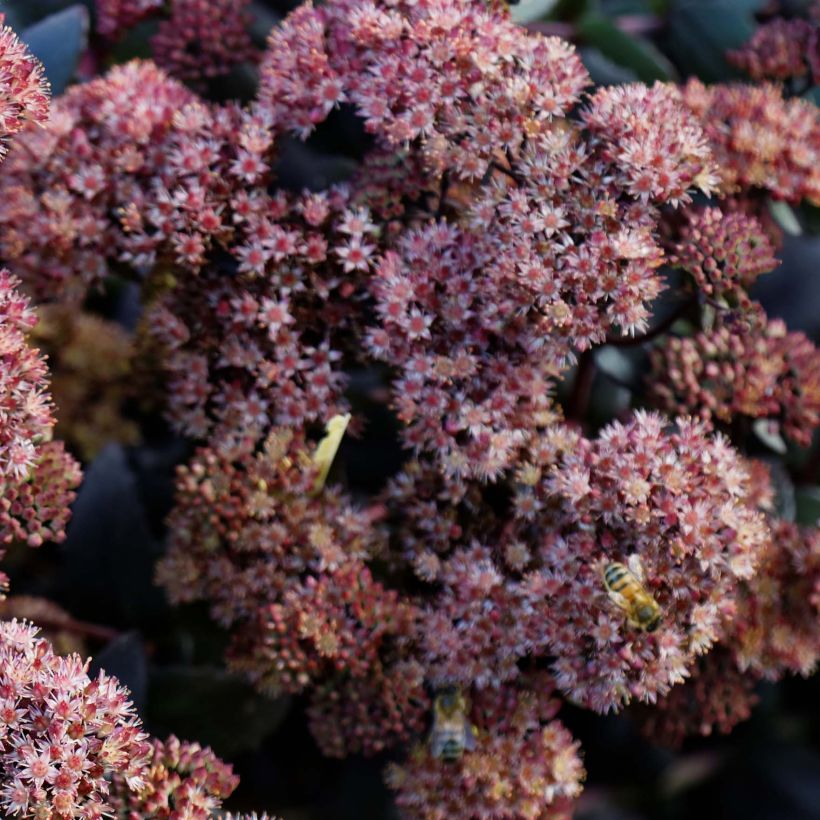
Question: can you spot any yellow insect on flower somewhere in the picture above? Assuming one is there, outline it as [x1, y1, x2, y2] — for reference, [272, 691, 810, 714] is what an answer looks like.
[430, 686, 477, 763]
[310, 413, 351, 495]
[602, 554, 662, 633]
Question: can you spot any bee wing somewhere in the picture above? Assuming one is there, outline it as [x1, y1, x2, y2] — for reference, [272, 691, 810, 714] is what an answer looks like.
[464, 723, 478, 751]
[430, 733, 445, 758]
[627, 553, 645, 582]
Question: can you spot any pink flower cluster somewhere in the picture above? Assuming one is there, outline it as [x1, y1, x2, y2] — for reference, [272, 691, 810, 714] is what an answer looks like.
[0, 620, 151, 818]
[386, 675, 584, 820]
[366, 82, 716, 478]
[668, 206, 778, 304]
[107, 734, 239, 819]
[333, 0, 588, 179]
[635, 649, 759, 748]
[0, 16, 50, 159]
[0, 61, 193, 303]
[1, 272, 81, 549]
[0, 19, 62, 553]
[682, 79, 820, 204]
[527, 412, 769, 711]
[728, 18, 820, 83]
[649, 305, 820, 446]
[96, 0, 256, 84]
[731, 521, 820, 679]
[95, 0, 164, 38]
[0, 271, 53, 489]
[156, 427, 382, 625]
[156, 427, 429, 758]
[8, 85, 383, 445]
[151, 0, 256, 84]
[130, 99, 373, 441]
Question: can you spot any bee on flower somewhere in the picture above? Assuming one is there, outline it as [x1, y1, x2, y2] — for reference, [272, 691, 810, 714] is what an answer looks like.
[602, 554, 662, 633]
[429, 685, 478, 763]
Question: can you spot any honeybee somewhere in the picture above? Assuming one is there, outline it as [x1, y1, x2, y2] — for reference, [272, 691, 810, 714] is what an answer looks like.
[602, 554, 662, 633]
[430, 686, 478, 763]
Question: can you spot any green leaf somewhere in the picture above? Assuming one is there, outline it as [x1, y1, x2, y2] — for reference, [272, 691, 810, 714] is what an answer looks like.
[765, 459, 796, 523]
[547, 0, 590, 21]
[5, 0, 93, 27]
[581, 47, 640, 85]
[57, 444, 169, 628]
[21, 5, 88, 96]
[768, 199, 803, 237]
[795, 486, 820, 527]
[1, 7, 27, 31]
[800, 202, 820, 235]
[510, 0, 561, 24]
[663, 1, 757, 82]
[804, 86, 820, 106]
[752, 419, 788, 455]
[578, 14, 677, 83]
[147, 667, 292, 756]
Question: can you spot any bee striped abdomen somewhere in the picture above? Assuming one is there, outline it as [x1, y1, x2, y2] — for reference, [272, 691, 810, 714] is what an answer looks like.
[430, 686, 476, 763]
[602, 559, 663, 632]
[604, 562, 631, 592]
[439, 737, 462, 763]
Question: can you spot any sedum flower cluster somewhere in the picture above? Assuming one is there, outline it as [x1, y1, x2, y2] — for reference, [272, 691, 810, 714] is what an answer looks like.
[518, 413, 769, 711]
[107, 734, 239, 818]
[95, 0, 256, 84]
[0, 61, 194, 303]
[0, 21, 80, 556]
[681, 78, 820, 205]
[0, 621, 244, 820]
[29, 306, 139, 461]
[0, 620, 150, 818]
[0, 19, 248, 820]
[1, 270, 57, 542]
[0, 0, 819, 816]
[1, 265, 81, 555]
[667, 206, 778, 304]
[386, 675, 584, 820]
[649, 305, 820, 446]
[727, 17, 820, 84]
[0, 16, 50, 158]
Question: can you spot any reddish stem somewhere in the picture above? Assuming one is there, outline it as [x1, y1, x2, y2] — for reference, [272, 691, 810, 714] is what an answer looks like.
[34, 615, 121, 644]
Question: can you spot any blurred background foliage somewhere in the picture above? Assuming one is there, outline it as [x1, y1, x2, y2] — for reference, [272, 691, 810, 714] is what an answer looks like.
[1, 0, 819, 817]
